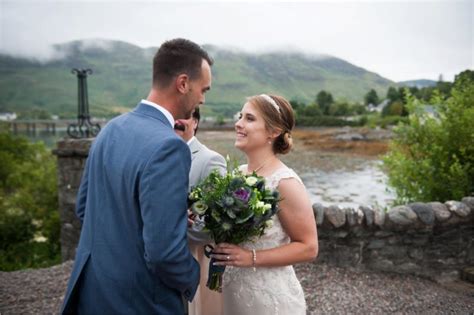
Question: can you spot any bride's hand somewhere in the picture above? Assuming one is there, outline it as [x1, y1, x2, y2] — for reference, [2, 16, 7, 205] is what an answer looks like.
[211, 243, 253, 268]
[187, 209, 196, 227]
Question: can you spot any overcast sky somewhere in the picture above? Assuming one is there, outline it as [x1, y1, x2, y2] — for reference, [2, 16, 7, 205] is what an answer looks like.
[0, 0, 472, 82]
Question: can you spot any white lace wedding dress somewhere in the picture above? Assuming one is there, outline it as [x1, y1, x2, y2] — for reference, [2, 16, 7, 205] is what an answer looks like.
[222, 166, 307, 315]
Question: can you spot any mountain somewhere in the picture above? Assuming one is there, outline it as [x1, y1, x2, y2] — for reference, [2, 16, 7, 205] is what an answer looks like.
[0, 39, 394, 118]
[398, 79, 438, 88]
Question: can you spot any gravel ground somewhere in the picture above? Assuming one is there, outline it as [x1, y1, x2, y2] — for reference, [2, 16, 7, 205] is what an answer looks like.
[1, 261, 473, 314]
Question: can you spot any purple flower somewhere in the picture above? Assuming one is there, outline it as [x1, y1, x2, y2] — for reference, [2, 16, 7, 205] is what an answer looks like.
[233, 188, 250, 203]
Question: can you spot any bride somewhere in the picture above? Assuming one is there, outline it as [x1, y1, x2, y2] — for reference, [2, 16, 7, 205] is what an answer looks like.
[212, 94, 319, 314]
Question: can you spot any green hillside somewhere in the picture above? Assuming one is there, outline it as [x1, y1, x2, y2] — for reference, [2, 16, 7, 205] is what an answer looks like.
[0, 39, 394, 118]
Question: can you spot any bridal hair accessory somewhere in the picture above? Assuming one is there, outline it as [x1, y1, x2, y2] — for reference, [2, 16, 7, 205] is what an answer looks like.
[260, 94, 281, 114]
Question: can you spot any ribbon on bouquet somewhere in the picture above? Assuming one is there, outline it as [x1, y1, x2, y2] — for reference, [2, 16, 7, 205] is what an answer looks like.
[204, 244, 227, 292]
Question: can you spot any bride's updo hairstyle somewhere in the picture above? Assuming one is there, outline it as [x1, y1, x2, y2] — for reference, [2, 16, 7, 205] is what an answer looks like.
[248, 94, 295, 155]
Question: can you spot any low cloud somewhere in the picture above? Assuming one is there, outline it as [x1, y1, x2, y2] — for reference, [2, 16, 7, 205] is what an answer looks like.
[0, 38, 118, 63]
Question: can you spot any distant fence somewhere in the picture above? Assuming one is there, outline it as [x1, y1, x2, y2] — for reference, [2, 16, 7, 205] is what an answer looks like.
[54, 138, 473, 283]
[6, 119, 107, 135]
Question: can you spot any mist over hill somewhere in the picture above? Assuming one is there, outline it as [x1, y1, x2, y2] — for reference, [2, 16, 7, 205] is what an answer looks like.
[398, 79, 438, 88]
[0, 39, 395, 118]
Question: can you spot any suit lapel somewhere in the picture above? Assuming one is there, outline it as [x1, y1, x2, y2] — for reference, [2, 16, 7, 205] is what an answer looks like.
[188, 138, 203, 161]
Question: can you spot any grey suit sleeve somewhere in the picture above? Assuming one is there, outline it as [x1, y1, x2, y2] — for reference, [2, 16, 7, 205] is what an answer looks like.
[200, 152, 227, 178]
[188, 152, 227, 244]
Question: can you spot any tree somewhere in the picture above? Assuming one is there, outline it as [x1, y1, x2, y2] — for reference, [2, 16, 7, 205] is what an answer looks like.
[329, 102, 349, 116]
[364, 89, 379, 106]
[352, 103, 368, 115]
[0, 132, 59, 270]
[301, 104, 322, 117]
[316, 90, 334, 115]
[386, 86, 402, 103]
[289, 99, 305, 112]
[383, 70, 474, 203]
[382, 100, 405, 117]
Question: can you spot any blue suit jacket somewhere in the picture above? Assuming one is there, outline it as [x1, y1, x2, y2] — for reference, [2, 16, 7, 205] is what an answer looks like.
[61, 103, 200, 314]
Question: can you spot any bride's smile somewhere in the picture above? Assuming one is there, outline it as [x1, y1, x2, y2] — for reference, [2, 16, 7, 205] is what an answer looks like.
[234, 102, 273, 153]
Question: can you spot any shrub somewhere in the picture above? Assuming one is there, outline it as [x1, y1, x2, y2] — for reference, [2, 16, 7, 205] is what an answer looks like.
[0, 132, 60, 270]
[383, 70, 474, 203]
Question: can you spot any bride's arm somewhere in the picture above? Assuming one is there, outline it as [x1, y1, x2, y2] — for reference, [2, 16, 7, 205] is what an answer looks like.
[213, 178, 318, 267]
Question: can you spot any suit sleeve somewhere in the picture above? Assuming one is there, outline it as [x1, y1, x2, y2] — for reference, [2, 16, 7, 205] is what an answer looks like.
[139, 137, 200, 301]
[75, 155, 91, 223]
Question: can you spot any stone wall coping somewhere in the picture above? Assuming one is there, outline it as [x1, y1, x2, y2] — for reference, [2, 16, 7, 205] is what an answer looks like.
[53, 138, 95, 157]
[313, 197, 474, 231]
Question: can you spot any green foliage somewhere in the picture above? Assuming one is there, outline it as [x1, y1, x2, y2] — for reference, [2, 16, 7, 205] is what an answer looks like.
[316, 90, 334, 115]
[386, 86, 402, 103]
[383, 70, 474, 203]
[0, 132, 60, 270]
[17, 108, 52, 120]
[366, 115, 408, 129]
[297, 115, 362, 127]
[382, 100, 408, 117]
[289, 99, 305, 112]
[300, 104, 322, 117]
[364, 89, 380, 105]
[328, 102, 350, 116]
[214, 115, 226, 126]
[351, 103, 368, 115]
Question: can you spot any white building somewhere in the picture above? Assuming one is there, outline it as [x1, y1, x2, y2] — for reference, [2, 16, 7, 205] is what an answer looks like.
[367, 99, 390, 113]
[0, 112, 17, 121]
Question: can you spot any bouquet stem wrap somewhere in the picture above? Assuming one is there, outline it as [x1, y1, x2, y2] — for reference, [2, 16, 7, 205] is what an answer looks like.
[204, 244, 226, 292]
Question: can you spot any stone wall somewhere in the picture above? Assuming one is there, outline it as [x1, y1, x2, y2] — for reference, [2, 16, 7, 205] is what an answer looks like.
[54, 139, 473, 282]
[53, 138, 93, 261]
[313, 199, 473, 282]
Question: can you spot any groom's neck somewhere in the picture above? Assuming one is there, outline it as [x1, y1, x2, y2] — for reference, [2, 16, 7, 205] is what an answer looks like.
[146, 88, 179, 119]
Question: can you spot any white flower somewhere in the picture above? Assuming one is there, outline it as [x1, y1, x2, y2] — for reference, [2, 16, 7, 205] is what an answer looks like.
[33, 234, 48, 243]
[265, 220, 273, 228]
[191, 201, 208, 215]
[256, 201, 265, 209]
[245, 176, 258, 186]
[189, 191, 197, 200]
[264, 203, 272, 210]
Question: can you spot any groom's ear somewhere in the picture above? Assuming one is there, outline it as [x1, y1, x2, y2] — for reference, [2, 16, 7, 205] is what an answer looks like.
[176, 74, 190, 94]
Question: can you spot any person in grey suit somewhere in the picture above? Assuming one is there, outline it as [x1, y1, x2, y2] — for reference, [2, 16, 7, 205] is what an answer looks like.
[61, 38, 213, 315]
[174, 107, 226, 315]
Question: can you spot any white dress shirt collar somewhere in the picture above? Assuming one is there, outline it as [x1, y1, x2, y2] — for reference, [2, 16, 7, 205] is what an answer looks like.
[141, 99, 175, 128]
[187, 136, 196, 146]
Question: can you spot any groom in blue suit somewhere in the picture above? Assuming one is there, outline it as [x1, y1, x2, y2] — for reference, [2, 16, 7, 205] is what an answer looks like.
[61, 38, 213, 314]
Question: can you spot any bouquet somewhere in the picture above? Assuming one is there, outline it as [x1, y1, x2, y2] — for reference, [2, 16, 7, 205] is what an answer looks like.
[188, 167, 280, 291]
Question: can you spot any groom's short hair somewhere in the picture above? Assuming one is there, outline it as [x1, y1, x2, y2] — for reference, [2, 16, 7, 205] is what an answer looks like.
[152, 38, 213, 88]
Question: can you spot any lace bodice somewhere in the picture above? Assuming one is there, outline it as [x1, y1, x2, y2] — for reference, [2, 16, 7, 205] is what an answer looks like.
[222, 165, 306, 315]
[239, 165, 303, 250]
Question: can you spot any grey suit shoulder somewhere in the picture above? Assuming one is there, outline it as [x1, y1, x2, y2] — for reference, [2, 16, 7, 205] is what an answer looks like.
[188, 137, 227, 189]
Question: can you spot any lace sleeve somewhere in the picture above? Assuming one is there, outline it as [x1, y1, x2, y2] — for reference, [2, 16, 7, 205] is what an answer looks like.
[267, 168, 303, 190]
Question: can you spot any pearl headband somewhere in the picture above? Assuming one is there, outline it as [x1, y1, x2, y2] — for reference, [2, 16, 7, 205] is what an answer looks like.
[260, 94, 281, 114]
